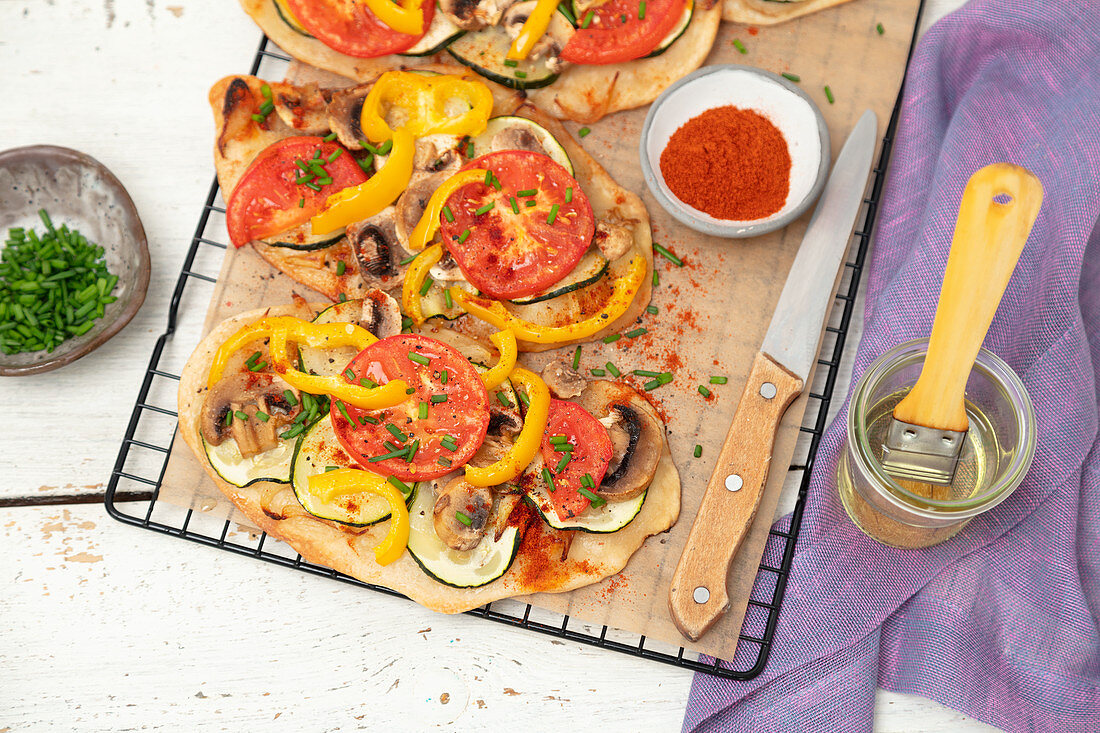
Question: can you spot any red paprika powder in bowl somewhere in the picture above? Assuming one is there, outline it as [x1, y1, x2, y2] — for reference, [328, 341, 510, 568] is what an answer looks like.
[640, 65, 830, 238]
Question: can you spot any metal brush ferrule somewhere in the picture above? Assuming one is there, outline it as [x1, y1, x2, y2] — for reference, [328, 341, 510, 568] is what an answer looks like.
[880, 421, 967, 486]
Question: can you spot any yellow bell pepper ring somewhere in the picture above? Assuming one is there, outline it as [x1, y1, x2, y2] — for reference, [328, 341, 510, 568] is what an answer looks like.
[479, 330, 518, 390]
[448, 254, 648, 344]
[307, 469, 410, 566]
[465, 367, 550, 487]
[506, 0, 560, 60]
[364, 0, 425, 36]
[310, 127, 415, 236]
[407, 169, 489, 251]
[360, 72, 493, 143]
[402, 243, 444, 326]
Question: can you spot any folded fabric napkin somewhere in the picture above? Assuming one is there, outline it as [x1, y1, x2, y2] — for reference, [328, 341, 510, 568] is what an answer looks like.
[684, 1, 1100, 731]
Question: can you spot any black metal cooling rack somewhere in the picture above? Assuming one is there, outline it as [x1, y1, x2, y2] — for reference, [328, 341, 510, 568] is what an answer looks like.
[105, 11, 923, 679]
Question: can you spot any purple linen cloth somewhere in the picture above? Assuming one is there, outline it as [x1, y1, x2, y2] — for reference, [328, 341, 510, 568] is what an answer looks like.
[684, 1, 1100, 731]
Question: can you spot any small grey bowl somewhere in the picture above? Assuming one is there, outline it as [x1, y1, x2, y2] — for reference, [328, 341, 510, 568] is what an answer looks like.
[0, 145, 150, 376]
[639, 64, 831, 238]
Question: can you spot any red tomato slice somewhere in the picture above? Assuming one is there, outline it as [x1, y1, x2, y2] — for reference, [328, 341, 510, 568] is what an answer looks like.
[439, 151, 595, 300]
[561, 0, 687, 65]
[285, 0, 434, 57]
[331, 334, 490, 482]
[540, 399, 614, 520]
[226, 136, 367, 248]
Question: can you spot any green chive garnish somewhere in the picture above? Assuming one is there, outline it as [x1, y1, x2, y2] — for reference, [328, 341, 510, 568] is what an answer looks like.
[408, 351, 430, 366]
[234, 410, 249, 421]
[782, 72, 801, 83]
[606, 362, 621, 377]
[876, 22, 885, 34]
[515, 71, 527, 79]
[335, 400, 352, 425]
[510, 197, 519, 214]
[643, 379, 661, 391]
[377, 139, 393, 155]
[327, 149, 343, 163]
[581, 474, 595, 489]
[734, 39, 747, 54]
[710, 376, 728, 384]
[625, 328, 648, 338]
[400, 253, 418, 265]
[581, 11, 593, 28]
[698, 385, 711, 398]
[653, 270, 659, 287]
[633, 369, 661, 378]
[572, 345, 581, 370]
[344, 367, 355, 380]
[825, 85, 835, 104]
[440, 369, 449, 384]
[639, 0, 646, 18]
[386, 423, 407, 441]
[550, 435, 569, 444]
[419, 275, 434, 296]
[504, 59, 519, 67]
[225, 411, 233, 426]
[602, 334, 621, 344]
[694, 445, 702, 458]
[325, 465, 339, 472]
[496, 391, 511, 407]
[590, 368, 606, 376]
[405, 439, 420, 463]
[431, 394, 448, 404]
[360, 377, 378, 388]
[368, 448, 407, 463]
[458, 229, 471, 244]
[251, 113, 265, 123]
[418, 402, 428, 420]
[338, 293, 347, 303]
[387, 476, 412, 495]
[323, 131, 337, 142]
[455, 510, 473, 526]
[438, 457, 452, 467]
[556, 453, 570, 473]
[547, 204, 560, 225]
[247, 360, 268, 372]
[361, 415, 380, 425]
[578, 487, 605, 507]
[518, 391, 530, 407]
[646, 305, 658, 314]
[525, 200, 537, 208]
[578, 127, 591, 138]
[565, 187, 573, 203]
[298, 197, 305, 208]
[652, 243, 683, 266]
[517, 189, 537, 197]
[474, 202, 495, 216]
[466, 140, 474, 158]
[542, 467, 556, 492]
[336, 261, 346, 276]
[444, 288, 453, 309]
[442, 205, 454, 223]
[441, 436, 458, 452]
[283, 389, 298, 406]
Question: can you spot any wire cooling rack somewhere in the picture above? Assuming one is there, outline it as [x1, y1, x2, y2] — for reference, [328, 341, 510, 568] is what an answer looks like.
[105, 12, 923, 680]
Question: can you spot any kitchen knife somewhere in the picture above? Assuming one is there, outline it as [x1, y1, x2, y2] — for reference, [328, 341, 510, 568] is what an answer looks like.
[668, 109, 878, 642]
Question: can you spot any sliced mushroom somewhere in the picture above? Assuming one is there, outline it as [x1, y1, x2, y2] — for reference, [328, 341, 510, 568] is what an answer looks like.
[272, 82, 330, 134]
[347, 208, 404, 291]
[575, 381, 663, 501]
[360, 289, 402, 338]
[501, 2, 571, 73]
[428, 250, 467, 283]
[541, 359, 586, 399]
[439, 0, 509, 29]
[325, 83, 373, 150]
[200, 373, 301, 458]
[432, 478, 494, 551]
[487, 122, 552, 158]
[394, 168, 460, 244]
[469, 436, 512, 468]
[593, 218, 635, 262]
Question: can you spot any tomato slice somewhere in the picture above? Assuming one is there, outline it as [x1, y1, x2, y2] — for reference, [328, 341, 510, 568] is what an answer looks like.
[331, 334, 490, 481]
[540, 399, 614, 520]
[439, 151, 595, 300]
[226, 136, 367, 248]
[561, 0, 687, 65]
[285, 0, 434, 57]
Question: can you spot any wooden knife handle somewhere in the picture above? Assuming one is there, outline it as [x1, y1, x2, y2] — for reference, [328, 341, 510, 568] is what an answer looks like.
[668, 351, 803, 642]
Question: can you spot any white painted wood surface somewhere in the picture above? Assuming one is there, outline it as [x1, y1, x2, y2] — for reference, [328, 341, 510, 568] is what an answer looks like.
[0, 0, 1000, 730]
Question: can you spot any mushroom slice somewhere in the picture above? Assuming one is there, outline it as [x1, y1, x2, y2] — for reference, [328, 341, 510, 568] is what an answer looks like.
[487, 121, 553, 158]
[325, 83, 373, 150]
[501, 2, 571, 73]
[360, 289, 402, 338]
[439, 0, 509, 30]
[347, 208, 405, 291]
[272, 82, 330, 134]
[428, 250, 467, 283]
[469, 436, 512, 468]
[541, 359, 586, 400]
[575, 381, 663, 502]
[432, 478, 494, 551]
[200, 373, 301, 458]
[593, 217, 635, 262]
[394, 169, 457, 244]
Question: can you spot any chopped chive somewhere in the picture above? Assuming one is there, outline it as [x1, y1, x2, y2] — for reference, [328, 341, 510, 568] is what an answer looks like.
[581, 474, 595, 489]
[401, 316, 414, 331]
[577, 487, 605, 507]
[510, 197, 519, 214]
[225, 411, 233, 426]
[646, 305, 658, 314]
[625, 327, 648, 338]
[825, 85, 835, 104]
[658, 372, 673, 384]
[323, 131, 337, 142]
[496, 391, 512, 407]
[782, 72, 801, 83]
[876, 22, 885, 34]
[652, 243, 683, 266]
[542, 467, 556, 492]
[504, 59, 519, 68]
[368, 448, 408, 463]
[590, 368, 607, 376]
[376, 139, 393, 155]
[639, 0, 646, 18]
[572, 345, 581, 370]
[335, 399, 352, 425]
[442, 205, 454, 223]
[734, 39, 747, 54]
[405, 439, 420, 463]
[653, 270, 659, 287]
[419, 275, 434, 296]
[283, 389, 298, 406]
[698, 385, 711, 398]
[359, 377, 378, 388]
[408, 351, 431, 366]
[361, 415, 380, 425]
[444, 289, 453, 309]
[336, 261, 346, 276]
[484, 170, 494, 186]
[399, 253, 418, 265]
[633, 369, 662, 377]
[565, 187, 573, 203]
[385, 441, 400, 453]
[387, 476, 412, 496]
[440, 369, 449, 384]
[556, 453, 570, 473]
[247, 360, 268, 372]
[327, 149, 343, 163]
[547, 204, 560, 225]
[605, 362, 621, 377]
[474, 201, 495, 216]
[430, 394, 448, 404]
[438, 457, 452, 467]
[344, 367, 355, 380]
[234, 410, 250, 421]
[581, 11, 593, 28]
[440, 436, 458, 452]
[418, 402, 428, 420]
[466, 140, 474, 158]
[550, 434, 569, 444]
[514, 70, 527, 79]
[518, 391, 530, 407]
[458, 229, 471, 244]
[602, 334, 621, 344]
[643, 379, 661, 391]
[386, 423, 407, 441]
[694, 444, 702, 458]
[517, 189, 537, 197]
[455, 510, 473, 526]
[525, 200, 537, 208]
[298, 197, 305, 208]
[246, 350, 262, 366]
[324, 465, 339, 472]
[305, 181, 322, 192]
[360, 140, 379, 154]
[338, 293, 347, 303]
[710, 376, 728, 384]
[251, 113, 265, 123]
[578, 127, 591, 138]
[261, 83, 272, 99]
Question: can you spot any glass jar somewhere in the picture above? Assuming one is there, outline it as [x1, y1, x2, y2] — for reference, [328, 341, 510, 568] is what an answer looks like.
[838, 338, 1036, 549]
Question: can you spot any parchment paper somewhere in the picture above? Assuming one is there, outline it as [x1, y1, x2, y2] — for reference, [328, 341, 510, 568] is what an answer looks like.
[161, 0, 921, 662]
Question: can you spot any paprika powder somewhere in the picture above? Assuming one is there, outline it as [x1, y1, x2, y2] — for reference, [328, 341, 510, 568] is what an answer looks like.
[658, 105, 792, 221]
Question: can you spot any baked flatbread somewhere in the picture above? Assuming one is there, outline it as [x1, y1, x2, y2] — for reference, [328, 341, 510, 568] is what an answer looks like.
[723, 0, 856, 25]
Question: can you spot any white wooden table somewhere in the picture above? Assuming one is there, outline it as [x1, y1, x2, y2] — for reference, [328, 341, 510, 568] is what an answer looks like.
[0, 0, 1001, 729]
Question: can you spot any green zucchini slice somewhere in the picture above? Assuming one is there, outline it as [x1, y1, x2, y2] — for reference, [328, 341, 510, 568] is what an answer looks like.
[273, 0, 312, 36]
[447, 22, 565, 90]
[406, 480, 521, 588]
[419, 281, 467, 322]
[261, 221, 345, 251]
[290, 416, 413, 526]
[508, 250, 609, 305]
[642, 0, 694, 58]
[203, 434, 296, 487]
[400, 7, 465, 56]
[525, 476, 646, 533]
[298, 299, 364, 376]
[470, 115, 573, 174]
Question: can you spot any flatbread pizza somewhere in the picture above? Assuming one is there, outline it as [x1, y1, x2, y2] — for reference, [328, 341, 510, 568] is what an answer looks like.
[722, 0, 857, 25]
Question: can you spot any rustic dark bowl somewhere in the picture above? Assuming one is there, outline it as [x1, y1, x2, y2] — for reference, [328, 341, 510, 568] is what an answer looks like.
[0, 145, 150, 376]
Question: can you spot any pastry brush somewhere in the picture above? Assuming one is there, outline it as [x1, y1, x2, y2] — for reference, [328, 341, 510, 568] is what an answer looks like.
[881, 163, 1042, 485]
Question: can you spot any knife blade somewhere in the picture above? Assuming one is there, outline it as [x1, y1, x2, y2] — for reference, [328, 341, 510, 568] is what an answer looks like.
[668, 109, 878, 642]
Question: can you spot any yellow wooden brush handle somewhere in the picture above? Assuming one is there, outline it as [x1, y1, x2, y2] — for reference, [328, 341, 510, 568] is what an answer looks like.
[893, 163, 1042, 432]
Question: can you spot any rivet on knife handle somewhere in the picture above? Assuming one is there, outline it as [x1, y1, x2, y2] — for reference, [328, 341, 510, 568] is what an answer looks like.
[668, 352, 803, 642]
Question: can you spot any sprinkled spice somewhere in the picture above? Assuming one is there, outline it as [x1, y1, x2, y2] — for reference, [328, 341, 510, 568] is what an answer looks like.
[658, 106, 791, 221]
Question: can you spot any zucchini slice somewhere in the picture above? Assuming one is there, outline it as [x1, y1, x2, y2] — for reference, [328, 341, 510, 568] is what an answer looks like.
[273, 0, 312, 36]
[447, 22, 565, 90]
[261, 221, 345, 252]
[400, 7, 465, 56]
[290, 416, 412, 526]
[406, 480, 521, 588]
[508, 250, 609, 305]
[525, 476, 646, 533]
[203, 434, 296, 487]
[419, 281, 467, 322]
[470, 116, 573, 174]
[298, 299, 364, 376]
[642, 0, 694, 59]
